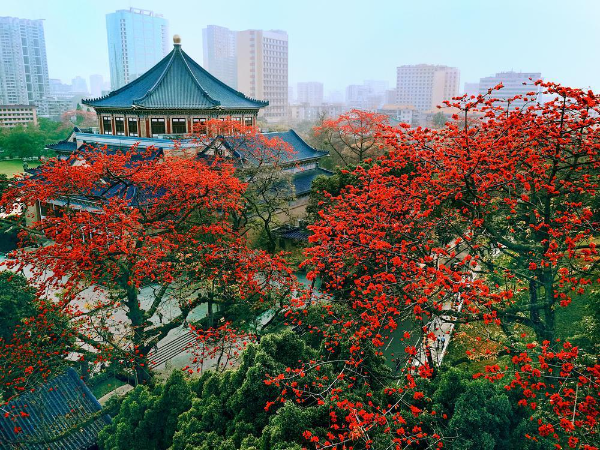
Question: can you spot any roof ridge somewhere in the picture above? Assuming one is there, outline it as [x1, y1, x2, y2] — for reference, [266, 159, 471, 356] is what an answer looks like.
[178, 48, 220, 107]
[181, 48, 269, 107]
[131, 47, 219, 107]
[82, 50, 174, 105]
[131, 49, 178, 105]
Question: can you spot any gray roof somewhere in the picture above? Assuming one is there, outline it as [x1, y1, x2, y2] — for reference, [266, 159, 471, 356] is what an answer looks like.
[83, 42, 267, 111]
[0, 368, 110, 450]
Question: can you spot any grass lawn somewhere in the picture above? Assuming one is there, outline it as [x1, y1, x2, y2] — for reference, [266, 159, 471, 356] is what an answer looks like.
[0, 160, 41, 178]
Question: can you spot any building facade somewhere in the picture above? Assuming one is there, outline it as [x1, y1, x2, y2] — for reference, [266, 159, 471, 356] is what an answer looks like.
[478, 71, 542, 109]
[203, 25, 238, 89]
[106, 8, 169, 90]
[237, 29, 288, 122]
[71, 76, 88, 96]
[396, 64, 460, 111]
[0, 16, 49, 105]
[289, 103, 344, 123]
[0, 104, 37, 128]
[377, 104, 418, 127]
[463, 81, 479, 97]
[297, 82, 323, 106]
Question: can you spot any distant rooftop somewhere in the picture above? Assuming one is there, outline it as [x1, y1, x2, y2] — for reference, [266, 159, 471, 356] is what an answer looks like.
[113, 7, 164, 17]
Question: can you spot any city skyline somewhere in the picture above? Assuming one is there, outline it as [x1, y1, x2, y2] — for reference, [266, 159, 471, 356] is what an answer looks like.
[1, 0, 599, 96]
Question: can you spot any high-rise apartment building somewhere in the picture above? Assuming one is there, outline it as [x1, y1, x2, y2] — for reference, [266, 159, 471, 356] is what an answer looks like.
[297, 82, 323, 106]
[106, 8, 169, 90]
[478, 71, 542, 109]
[237, 29, 288, 122]
[396, 64, 460, 111]
[203, 25, 237, 89]
[0, 17, 49, 105]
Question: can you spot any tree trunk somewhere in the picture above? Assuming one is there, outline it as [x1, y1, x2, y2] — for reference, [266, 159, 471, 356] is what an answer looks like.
[542, 271, 556, 342]
[124, 281, 151, 385]
[528, 278, 547, 342]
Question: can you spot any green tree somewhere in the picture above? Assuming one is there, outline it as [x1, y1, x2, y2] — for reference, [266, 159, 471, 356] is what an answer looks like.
[173, 331, 316, 449]
[0, 272, 37, 341]
[98, 370, 192, 450]
[432, 111, 447, 128]
[430, 368, 550, 450]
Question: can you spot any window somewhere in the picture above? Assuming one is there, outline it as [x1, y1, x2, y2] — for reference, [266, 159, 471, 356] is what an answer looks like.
[172, 118, 186, 134]
[151, 118, 165, 136]
[103, 116, 112, 134]
[115, 117, 125, 135]
[244, 117, 253, 127]
[128, 118, 138, 136]
[192, 117, 206, 134]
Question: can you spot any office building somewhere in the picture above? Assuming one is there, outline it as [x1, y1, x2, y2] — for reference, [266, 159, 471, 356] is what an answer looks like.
[297, 82, 323, 106]
[478, 71, 542, 109]
[49, 79, 73, 98]
[345, 81, 387, 110]
[106, 8, 169, 90]
[396, 64, 460, 111]
[0, 16, 49, 105]
[0, 104, 37, 128]
[89, 74, 104, 98]
[202, 25, 238, 88]
[71, 76, 88, 95]
[237, 29, 288, 122]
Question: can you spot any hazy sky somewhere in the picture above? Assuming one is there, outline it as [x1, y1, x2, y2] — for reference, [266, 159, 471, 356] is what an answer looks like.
[2, 0, 600, 94]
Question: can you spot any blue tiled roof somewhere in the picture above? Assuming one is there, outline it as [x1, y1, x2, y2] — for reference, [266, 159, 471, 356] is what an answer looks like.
[83, 43, 267, 110]
[0, 368, 110, 450]
[293, 167, 333, 196]
[261, 130, 328, 163]
[204, 130, 327, 166]
[74, 132, 199, 153]
[46, 140, 77, 154]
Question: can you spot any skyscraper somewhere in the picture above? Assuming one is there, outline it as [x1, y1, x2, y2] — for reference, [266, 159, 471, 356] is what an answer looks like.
[203, 25, 237, 88]
[89, 74, 104, 98]
[396, 64, 460, 111]
[237, 29, 288, 122]
[0, 16, 49, 105]
[71, 76, 88, 95]
[106, 8, 169, 90]
[297, 82, 323, 106]
[478, 71, 542, 109]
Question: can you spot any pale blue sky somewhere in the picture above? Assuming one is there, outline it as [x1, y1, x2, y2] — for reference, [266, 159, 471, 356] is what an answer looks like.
[3, 0, 599, 94]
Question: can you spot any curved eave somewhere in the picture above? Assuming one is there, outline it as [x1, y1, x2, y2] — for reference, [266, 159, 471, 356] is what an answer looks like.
[83, 105, 266, 112]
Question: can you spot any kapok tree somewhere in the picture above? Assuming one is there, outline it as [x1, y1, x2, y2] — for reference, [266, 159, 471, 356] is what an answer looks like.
[384, 81, 599, 345]
[188, 119, 297, 253]
[285, 81, 599, 448]
[1, 143, 294, 385]
[314, 109, 390, 167]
